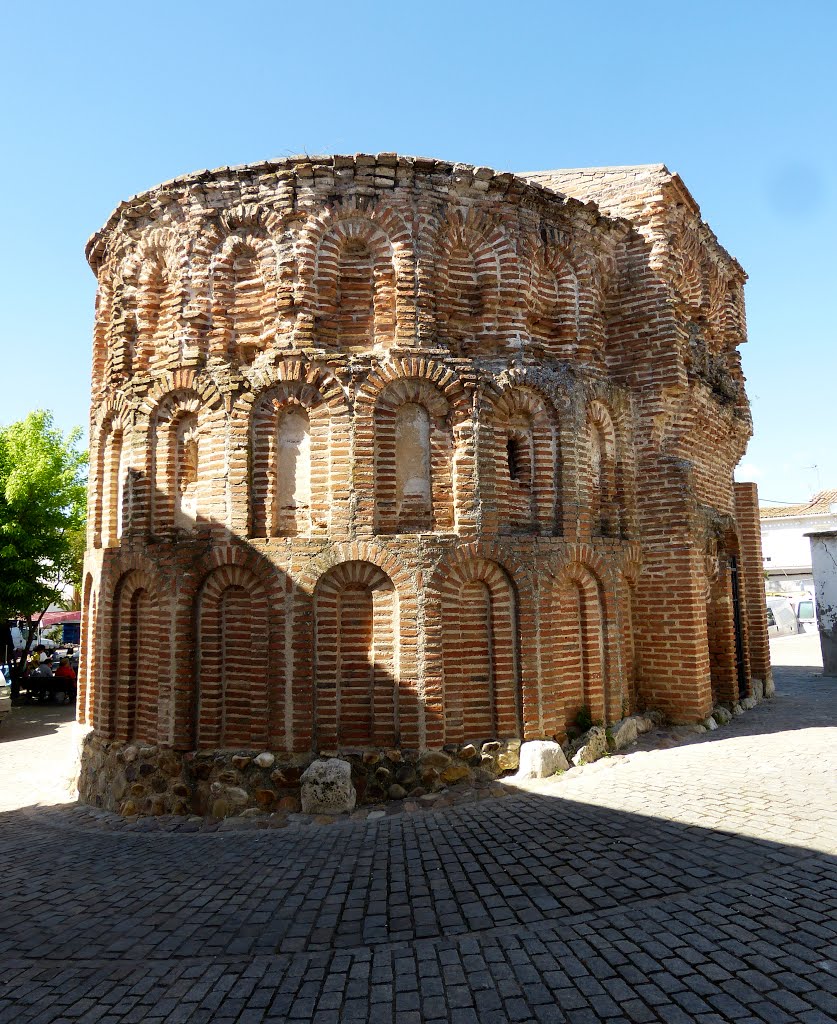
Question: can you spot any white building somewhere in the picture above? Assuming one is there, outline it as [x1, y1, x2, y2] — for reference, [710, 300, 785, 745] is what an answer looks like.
[760, 489, 837, 593]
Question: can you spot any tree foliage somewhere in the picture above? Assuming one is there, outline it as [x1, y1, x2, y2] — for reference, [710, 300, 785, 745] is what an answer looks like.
[0, 411, 88, 624]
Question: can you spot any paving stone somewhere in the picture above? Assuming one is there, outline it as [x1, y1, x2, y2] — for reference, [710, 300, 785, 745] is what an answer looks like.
[0, 652, 834, 1023]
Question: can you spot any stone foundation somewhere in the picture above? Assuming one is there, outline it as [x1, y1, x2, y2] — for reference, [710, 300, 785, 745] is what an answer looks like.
[77, 735, 523, 817]
[77, 689, 774, 817]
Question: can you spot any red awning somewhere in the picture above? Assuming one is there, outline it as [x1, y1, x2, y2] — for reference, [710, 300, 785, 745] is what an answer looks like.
[39, 611, 82, 628]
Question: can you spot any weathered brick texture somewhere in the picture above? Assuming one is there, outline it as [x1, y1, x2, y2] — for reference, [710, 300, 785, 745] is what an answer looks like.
[77, 156, 767, 813]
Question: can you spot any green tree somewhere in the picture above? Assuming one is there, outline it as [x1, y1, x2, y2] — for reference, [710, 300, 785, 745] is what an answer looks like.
[0, 411, 87, 687]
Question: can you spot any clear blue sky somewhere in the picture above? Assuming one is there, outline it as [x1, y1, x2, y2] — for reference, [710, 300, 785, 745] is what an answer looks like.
[2, 0, 835, 504]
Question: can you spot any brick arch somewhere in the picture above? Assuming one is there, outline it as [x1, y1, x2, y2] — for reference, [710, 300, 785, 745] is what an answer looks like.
[142, 386, 225, 533]
[92, 391, 134, 433]
[313, 560, 401, 751]
[431, 206, 518, 353]
[134, 225, 189, 371]
[91, 410, 130, 551]
[356, 358, 472, 536]
[373, 378, 453, 534]
[486, 383, 561, 536]
[523, 241, 580, 356]
[249, 383, 325, 538]
[297, 540, 418, 599]
[102, 253, 144, 384]
[670, 218, 705, 314]
[706, 265, 729, 342]
[430, 553, 522, 745]
[296, 541, 420, 748]
[91, 277, 112, 392]
[357, 356, 471, 416]
[586, 399, 619, 538]
[90, 394, 133, 549]
[297, 201, 413, 352]
[492, 365, 576, 421]
[192, 563, 271, 750]
[549, 557, 620, 729]
[585, 392, 634, 539]
[137, 368, 227, 421]
[705, 523, 750, 706]
[167, 543, 291, 750]
[578, 249, 621, 365]
[78, 573, 96, 726]
[104, 567, 161, 744]
[621, 542, 643, 587]
[208, 231, 279, 364]
[232, 362, 351, 539]
[722, 279, 746, 343]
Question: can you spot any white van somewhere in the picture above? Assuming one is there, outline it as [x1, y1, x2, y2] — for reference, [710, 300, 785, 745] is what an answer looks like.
[792, 594, 817, 634]
[10, 625, 56, 651]
[766, 596, 798, 638]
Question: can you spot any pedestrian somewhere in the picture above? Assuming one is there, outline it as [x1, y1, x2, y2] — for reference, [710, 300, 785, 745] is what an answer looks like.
[30, 656, 53, 703]
[54, 656, 77, 704]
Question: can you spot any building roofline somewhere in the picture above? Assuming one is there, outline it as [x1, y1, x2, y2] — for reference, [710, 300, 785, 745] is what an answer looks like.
[85, 153, 635, 271]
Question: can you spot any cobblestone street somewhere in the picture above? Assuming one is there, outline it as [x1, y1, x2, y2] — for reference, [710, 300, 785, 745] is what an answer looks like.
[1, 635, 835, 1024]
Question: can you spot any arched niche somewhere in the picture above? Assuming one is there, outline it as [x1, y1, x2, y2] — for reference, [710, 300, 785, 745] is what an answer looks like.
[313, 561, 399, 750]
[150, 391, 207, 533]
[250, 388, 332, 538]
[440, 558, 521, 744]
[313, 218, 397, 352]
[135, 230, 184, 371]
[491, 386, 561, 535]
[210, 233, 276, 364]
[94, 416, 128, 548]
[553, 565, 608, 731]
[587, 400, 620, 538]
[433, 213, 506, 352]
[194, 566, 271, 749]
[373, 378, 456, 534]
[525, 246, 579, 355]
[107, 570, 159, 744]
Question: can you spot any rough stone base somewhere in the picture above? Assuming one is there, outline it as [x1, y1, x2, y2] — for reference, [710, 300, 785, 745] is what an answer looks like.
[76, 734, 523, 817]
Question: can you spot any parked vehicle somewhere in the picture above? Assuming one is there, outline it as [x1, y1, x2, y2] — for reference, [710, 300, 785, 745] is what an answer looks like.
[792, 593, 817, 634]
[766, 596, 798, 638]
[8, 624, 57, 652]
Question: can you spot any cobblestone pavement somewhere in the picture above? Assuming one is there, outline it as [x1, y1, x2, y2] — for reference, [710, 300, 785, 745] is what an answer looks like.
[1, 635, 835, 1023]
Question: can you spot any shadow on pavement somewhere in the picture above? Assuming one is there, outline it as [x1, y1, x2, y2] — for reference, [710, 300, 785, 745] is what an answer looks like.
[0, 784, 835, 1023]
[0, 702, 76, 743]
[0, 630, 834, 1019]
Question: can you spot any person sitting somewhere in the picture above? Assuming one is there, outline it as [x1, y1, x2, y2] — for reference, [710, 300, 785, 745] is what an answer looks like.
[53, 656, 77, 703]
[29, 657, 54, 703]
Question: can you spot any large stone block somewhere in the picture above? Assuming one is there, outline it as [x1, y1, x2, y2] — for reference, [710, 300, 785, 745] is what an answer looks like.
[609, 717, 638, 750]
[517, 740, 569, 779]
[571, 726, 608, 767]
[300, 759, 357, 815]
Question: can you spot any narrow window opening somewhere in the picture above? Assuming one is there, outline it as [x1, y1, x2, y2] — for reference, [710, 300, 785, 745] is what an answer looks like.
[505, 428, 532, 488]
[507, 437, 520, 481]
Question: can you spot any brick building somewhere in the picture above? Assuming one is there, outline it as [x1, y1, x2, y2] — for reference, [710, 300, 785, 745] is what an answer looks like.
[77, 156, 770, 815]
